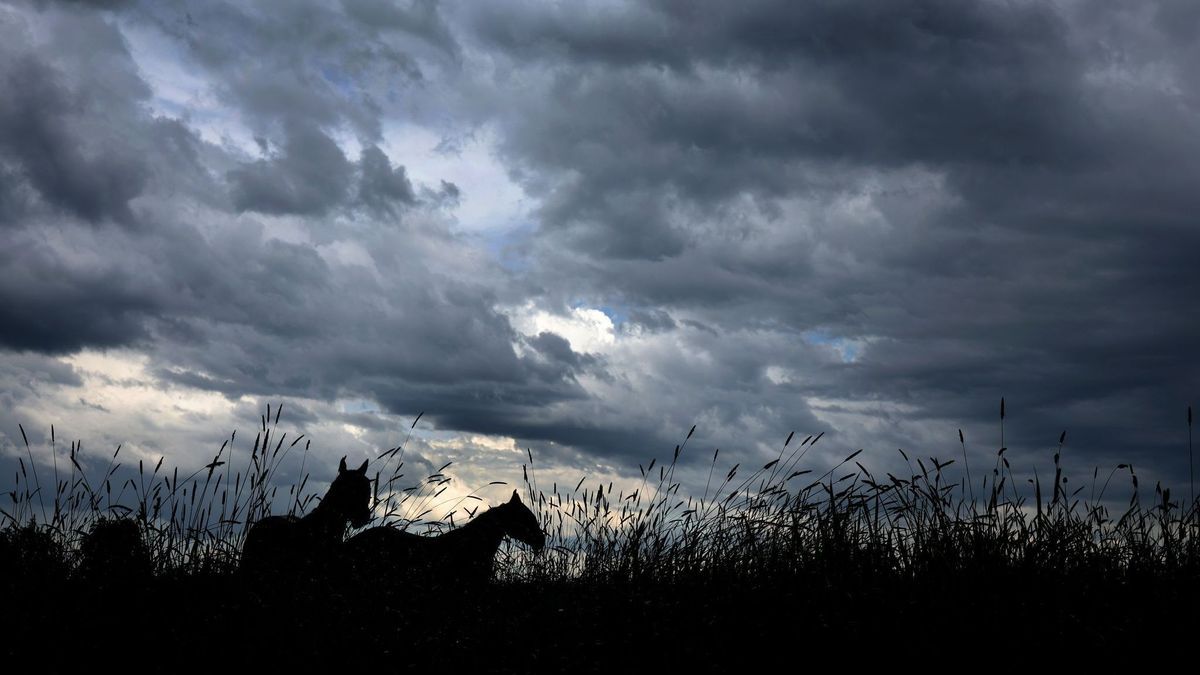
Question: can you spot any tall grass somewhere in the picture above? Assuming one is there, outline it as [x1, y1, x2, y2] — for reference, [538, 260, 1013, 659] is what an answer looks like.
[3, 403, 1200, 591]
[1, 405, 522, 575]
[497, 418, 1200, 587]
[4, 404, 342, 573]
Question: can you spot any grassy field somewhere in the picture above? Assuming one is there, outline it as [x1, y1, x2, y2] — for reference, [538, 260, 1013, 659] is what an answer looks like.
[3, 405, 1199, 667]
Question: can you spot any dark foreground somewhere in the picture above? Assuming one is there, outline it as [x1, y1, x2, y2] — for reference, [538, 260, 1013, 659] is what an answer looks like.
[4, 566, 1198, 670]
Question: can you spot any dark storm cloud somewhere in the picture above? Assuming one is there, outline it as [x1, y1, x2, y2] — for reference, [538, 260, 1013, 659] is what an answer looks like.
[125, 214, 596, 421]
[133, 0, 462, 141]
[524, 331, 597, 372]
[0, 352, 82, 391]
[2, 0, 1197, 496]
[341, 0, 460, 62]
[626, 309, 675, 333]
[0, 0, 601, 458]
[229, 122, 354, 216]
[357, 145, 417, 215]
[56, 0, 134, 7]
[0, 233, 159, 352]
[0, 12, 151, 224]
[230, 129, 423, 218]
[457, 0, 1200, 477]
[470, 0, 1091, 260]
[0, 4, 224, 353]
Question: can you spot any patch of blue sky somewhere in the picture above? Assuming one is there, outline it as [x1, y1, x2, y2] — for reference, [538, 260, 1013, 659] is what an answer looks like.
[320, 64, 357, 99]
[480, 222, 536, 273]
[592, 303, 630, 326]
[339, 398, 381, 414]
[802, 330, 863, 363]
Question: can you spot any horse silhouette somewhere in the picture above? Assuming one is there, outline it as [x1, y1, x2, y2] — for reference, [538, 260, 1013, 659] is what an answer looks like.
[345, 490, 545, 587]
[76, 518, 152, 589]
[241, 456, 372, 581]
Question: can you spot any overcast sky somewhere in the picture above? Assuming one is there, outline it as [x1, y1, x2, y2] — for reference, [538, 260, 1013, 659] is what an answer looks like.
[1, 0, 1197, 510]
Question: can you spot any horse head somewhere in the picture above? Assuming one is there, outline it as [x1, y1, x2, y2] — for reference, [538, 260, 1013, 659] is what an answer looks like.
[326, 456, 373, 528]
[495, 490, 545, 551]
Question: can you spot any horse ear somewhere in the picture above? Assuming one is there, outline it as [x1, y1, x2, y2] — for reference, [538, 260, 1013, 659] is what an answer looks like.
[357, 459, 368, 473]
[510, 490, 521, 504]
[339, 456, 348, 473]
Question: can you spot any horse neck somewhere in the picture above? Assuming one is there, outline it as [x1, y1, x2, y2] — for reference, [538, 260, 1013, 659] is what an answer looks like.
[441, 508, 506, 553]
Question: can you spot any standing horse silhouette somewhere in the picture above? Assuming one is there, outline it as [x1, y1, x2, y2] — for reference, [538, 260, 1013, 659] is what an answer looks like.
[345, 490, 545, 587]
[241, 456, 372, 582]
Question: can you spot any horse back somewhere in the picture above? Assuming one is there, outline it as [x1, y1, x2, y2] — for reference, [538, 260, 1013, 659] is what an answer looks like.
[346, 526, 423, 554]
[241, 515, 304, 576]
[344, 526, 445, 586]
[345, 527, 423, 568]
[344, 526, 497, 588]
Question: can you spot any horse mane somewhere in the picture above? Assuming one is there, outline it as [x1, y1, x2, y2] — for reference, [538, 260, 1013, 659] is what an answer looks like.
[440, 492, 543, 547]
